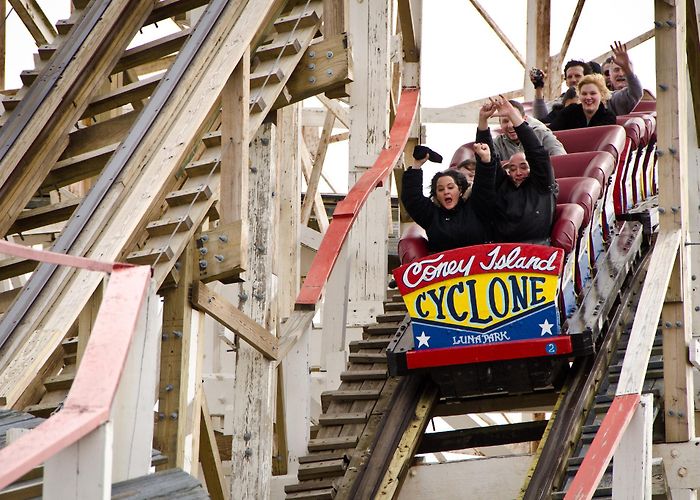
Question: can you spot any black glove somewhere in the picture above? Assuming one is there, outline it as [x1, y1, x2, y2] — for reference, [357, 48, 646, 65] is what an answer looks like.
[413, 145, 443, 163]
[530, 68, 545, 89]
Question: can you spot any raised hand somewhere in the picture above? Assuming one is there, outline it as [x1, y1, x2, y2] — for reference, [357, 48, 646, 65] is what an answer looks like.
[477, 100, 497, 130]
[473, 142, 491, 164]
[529, 68, 546, 89]
[413, 153, 429, 169]
[611, 41, 633, 74]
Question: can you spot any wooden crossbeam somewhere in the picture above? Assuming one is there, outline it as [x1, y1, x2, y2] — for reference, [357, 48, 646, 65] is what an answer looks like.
[0, 0, 154, 238]
[199, 397, 227, 500]
[8, 0, 56, 46]
[191, 281, 279, 360]
[278, 34, 352, 107]
[0, 0, 290, 410]
[468, 0, 525, 68]
[301, 111, 334, 225]
[194, 221, 245, 283]
[557, 0, 585, 63]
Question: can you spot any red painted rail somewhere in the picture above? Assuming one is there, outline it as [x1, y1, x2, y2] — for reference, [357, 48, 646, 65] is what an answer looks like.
[295, 87, 419, 308]
[0, 241, 151, 490]
[564, 393, 640, 499]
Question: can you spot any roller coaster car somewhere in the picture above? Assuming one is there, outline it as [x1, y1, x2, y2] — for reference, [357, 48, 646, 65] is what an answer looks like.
[386, 243, 594, 397]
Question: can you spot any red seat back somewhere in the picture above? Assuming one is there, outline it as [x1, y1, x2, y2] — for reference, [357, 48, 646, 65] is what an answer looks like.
[616, 116, 646, 149]
[632, 99, 656, 113]
[551, 151, 615, 194]
[450, 143, 475, 168]
[398, 224, 430, 264]
[553, 125, 626, 163]
[551, 203, 585, 254]
[556, 177, 602, 227]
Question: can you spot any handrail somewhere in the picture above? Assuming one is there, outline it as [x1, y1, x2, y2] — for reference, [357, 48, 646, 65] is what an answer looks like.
[564, 228, 681, 499]
[0, 240, 152, 490]
[295, 87, 419, 308]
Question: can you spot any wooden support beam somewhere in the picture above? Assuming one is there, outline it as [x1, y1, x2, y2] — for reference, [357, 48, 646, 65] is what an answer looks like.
[153, 242, 204, 475]
[300, 111, 334, 225]
[279, 34, 352, 106]
[229, 123, 277, 499]
[317, 94, 350, 129]
[687, 0, 700, 143]
[655, 0, 695, 442]
[300, 139, 330, 232]
[0, 0, 288, 410]
[191, 280, 279, 360]
[199, 397, 227, 500]
[8, 0, 56, 46]
[524, 0, 550, 101]
[591, 28, 655, 63]
[397, 0, 419, 62]
[194, 221, 245, 283]
[468, 0, 525, 68]
[323, 0, 349, 98]
[0, 0, 154, 237]
[557, 0, 584, 65]
[221, 48, 250, 225]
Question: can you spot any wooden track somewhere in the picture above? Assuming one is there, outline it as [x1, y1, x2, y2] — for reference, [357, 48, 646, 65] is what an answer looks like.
[0, 0, 349, 413]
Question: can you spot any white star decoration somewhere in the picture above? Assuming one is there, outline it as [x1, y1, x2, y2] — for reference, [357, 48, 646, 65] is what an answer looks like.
[416, 331, 431, 348]
[539, 319, 554, 336]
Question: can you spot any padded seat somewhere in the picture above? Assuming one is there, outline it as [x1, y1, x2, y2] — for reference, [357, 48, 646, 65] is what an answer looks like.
[551, 203, 585, 254]
[551, 151, 615, 195]
[556, 177, 601, 227]
[617, 116, 647, 149]
[553, 125, 626, 164]
[397, 224, 429, 264]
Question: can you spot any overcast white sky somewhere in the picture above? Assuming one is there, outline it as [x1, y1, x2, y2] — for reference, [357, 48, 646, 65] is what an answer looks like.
[3, 1, 657, 193]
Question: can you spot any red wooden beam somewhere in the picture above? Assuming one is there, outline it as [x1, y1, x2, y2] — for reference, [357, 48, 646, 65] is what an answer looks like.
[0, 264, 151, 489]
[564, 393, 640, 500]
[295, 87, 419, 308]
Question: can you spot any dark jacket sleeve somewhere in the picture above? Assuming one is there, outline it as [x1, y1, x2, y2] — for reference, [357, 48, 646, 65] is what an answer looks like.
[469, 155, 498, 221]
[400, 168, 436, 230]
[514, 122, 557, 193]
[475, 127, 503, 164]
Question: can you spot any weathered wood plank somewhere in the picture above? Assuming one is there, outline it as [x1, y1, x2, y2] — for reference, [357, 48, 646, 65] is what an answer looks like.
[191, 280, 279, 360]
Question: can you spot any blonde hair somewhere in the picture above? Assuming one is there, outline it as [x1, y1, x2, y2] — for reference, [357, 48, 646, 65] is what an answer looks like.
[577, 74, 611, 102]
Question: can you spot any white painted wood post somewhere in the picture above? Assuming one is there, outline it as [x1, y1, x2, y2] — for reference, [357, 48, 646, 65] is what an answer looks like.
[112, 278, 161, 482]
[44, 422, 113, 500]
[346, 0, 392, 326]
[613, 393, 653, 499]
[321, 243, 351, 390]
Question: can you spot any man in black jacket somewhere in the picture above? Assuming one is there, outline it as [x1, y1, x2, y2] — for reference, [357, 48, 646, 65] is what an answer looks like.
[476, 96, 558, 244]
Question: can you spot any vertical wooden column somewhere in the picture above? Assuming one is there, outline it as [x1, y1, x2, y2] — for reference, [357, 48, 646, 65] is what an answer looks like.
[154, 243, 205, 475]
[345, 0, 392, 325]
[655, 0, 695, 443]
[323, 0, 348, 98]
[230, 123, 277, 499]
[112, 278, 161, 481]
[524, 0, 550, 101]
[397, 0, 422, 227]
[221, 48, 250, 244]
[275, 103, 309, 478]
[685, 0, 700, 420]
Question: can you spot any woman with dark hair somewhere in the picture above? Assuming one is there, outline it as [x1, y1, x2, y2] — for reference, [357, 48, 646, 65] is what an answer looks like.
[401, 144, 497, 252]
